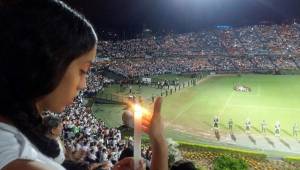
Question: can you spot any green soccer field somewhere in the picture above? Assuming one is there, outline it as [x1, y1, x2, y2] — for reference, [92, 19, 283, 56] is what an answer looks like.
[92, 74, 300, 145]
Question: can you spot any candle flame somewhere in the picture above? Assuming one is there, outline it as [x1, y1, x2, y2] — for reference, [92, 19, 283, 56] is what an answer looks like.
[134, 104, 143, 118]
[125, 98, 151, 120]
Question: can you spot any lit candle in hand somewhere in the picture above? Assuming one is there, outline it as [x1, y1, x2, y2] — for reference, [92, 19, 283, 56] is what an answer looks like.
[134, 103, 142, 170]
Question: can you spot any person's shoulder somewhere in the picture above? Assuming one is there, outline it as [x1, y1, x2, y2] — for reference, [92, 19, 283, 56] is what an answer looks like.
[0, 123, 46, 167]
[0, 123, 23, 169]
[0, 123, 66, 170]
[2, 159, 52, 170]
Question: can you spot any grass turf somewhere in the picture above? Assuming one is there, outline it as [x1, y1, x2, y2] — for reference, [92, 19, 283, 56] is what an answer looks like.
[92, 74, 300, 142]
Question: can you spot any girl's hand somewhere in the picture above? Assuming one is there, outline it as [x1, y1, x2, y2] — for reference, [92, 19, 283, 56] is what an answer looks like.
[142, 97, 164, 142]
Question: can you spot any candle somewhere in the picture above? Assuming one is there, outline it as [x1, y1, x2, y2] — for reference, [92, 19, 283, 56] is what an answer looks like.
[134, 104, 142, 170]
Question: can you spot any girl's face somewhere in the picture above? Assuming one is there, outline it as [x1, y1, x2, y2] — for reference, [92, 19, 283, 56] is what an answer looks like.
[36, 46, 96, 113]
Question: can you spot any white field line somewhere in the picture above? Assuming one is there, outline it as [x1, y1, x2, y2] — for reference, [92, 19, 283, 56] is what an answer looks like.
[165, 76, 212, 127]
[219, 76, 243, 116]
[219, 89, 235, 116]
[165, 100, 196, 128]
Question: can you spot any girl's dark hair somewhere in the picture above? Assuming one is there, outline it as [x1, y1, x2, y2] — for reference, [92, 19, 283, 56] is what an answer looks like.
[118, 147, 133, 161]
[0, 0, 97, 158]
[170, 160, 197, 170]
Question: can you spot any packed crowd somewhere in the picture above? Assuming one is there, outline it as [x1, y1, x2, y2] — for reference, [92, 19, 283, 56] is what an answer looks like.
[85, 70, 104, 94]
[107, 55, 299, 77]
[108, 57, 212, 77]
[97, 24, 300, 76]
[61, 95, 125, 166]
[98, 24, 300, 58]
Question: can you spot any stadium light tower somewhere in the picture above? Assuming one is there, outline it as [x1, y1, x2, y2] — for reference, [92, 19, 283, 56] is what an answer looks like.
[142, 28, 152, 38]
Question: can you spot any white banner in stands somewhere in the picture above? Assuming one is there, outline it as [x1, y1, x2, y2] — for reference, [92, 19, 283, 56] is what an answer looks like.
[96, 57, 110, 62]
[142, 78, 151, 83]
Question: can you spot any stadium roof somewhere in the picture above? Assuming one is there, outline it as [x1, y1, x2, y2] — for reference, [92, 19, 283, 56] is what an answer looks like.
[63, 0, 300, 39]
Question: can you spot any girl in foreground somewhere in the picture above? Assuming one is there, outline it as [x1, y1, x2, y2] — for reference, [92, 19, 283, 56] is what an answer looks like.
[0, 0, 167, 169]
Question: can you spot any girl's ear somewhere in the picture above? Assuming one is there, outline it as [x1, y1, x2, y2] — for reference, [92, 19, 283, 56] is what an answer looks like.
[51, 127, 57, 136]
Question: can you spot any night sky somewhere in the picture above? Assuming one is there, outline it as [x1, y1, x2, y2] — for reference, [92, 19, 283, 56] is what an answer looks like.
[62, 0, 300, 39]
